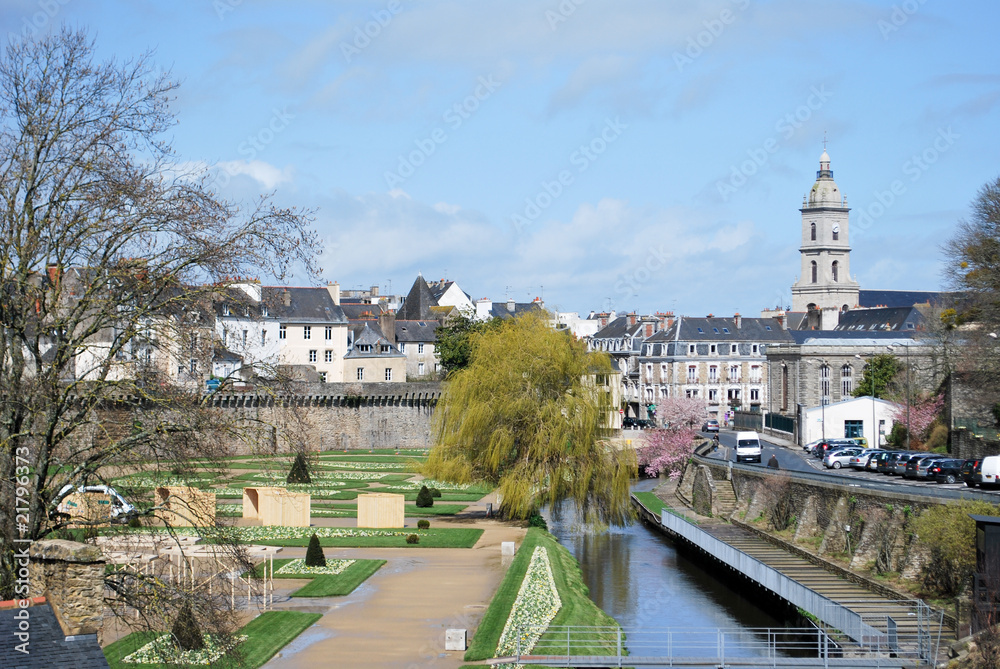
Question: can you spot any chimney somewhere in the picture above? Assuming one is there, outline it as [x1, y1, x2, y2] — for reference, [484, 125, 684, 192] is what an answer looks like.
[600, 315, 609, 328]
[327, 281, 341, 305]
[46, 263, 61, 287]
[627, 313, 637, 326]
[476, 297, 493, 321]
[645, 323, 654, 338]
[282, 289, 291, 307]
[379, 310, 396, 345]
[734, 313, 742, 329]
[29, 540, 106, 639]
[370, 285, 379, 297]
[507, 298, 515, 312]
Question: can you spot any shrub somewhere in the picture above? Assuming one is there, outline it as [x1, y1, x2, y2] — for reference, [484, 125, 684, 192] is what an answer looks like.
[429, 487, 442, 498]
[417, 519, 430, 529]
[528, 514, 548, 530]
[287, 452, 312, 484]
[913, 500, 1000, 596]
[406, 534, 419, 544]
[304, 533, 326, 567]
[127, 514, 143, 529]
[415, 485, 434, 508]
[925, 423, 949, 452]
[171, 602, 204, 651]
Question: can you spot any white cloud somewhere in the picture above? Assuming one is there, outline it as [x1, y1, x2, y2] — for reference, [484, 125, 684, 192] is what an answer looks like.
[214, 160, 294, 189]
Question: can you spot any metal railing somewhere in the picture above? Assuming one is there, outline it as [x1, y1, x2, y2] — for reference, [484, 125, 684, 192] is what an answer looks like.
[505, 623, 941, 667]
[765, 412, 796, 434]
[659, 509, 879, 644]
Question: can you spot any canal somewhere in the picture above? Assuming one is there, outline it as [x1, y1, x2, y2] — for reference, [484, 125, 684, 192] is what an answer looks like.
[544, 478, 797, 658]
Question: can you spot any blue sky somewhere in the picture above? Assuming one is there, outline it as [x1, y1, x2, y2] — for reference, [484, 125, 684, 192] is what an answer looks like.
[4, 0, 999, 317]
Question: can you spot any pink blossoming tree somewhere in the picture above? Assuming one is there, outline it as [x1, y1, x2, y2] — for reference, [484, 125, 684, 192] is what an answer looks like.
[637, 397, 705, 478]
[891, 393, 944, 446]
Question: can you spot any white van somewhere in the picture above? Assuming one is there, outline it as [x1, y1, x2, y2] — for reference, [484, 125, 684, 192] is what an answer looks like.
[976, 455, 1000, 488]
[735, 431, 762, 464]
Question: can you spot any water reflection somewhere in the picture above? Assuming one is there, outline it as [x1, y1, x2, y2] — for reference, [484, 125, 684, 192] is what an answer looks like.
[544, 479, 795, 659]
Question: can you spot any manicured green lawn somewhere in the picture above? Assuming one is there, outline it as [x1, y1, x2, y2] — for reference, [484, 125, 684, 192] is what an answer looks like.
[248, 528, 483, 549]
[103, 610, 321, 668]
[246, 558, 385, 597]
[464, 528, 620, 662]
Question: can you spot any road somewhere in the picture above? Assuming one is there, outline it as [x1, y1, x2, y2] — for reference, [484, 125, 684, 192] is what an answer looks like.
[699, 429, 996, 496]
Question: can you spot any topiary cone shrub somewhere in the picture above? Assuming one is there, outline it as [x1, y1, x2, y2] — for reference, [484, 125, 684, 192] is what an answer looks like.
[172, 602, 204, 651]
[417, 519, 430, 530]
[305, 532, 326, 567]
[287, 452, 311, 484]
[415, 485, 434, 508]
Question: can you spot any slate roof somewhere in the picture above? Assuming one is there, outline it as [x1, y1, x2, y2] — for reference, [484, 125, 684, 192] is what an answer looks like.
[262, 287, 348, 324]
[486, 301, 547, 320]
[341, 303, 383, 320]
[835, 306, 925, 332]
[395, 320, 438, 343]
[858, 289, 950, 308]
[0, 603, 109, 669]
[345, 323, 404, 358]
[648, 316, 794, 343]
[397, 276, 439, 321]
[786, 330, 921, 345]
[591, 316, 644, 340]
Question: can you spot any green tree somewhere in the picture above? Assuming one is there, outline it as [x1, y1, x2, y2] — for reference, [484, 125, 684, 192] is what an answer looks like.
[434, 312, 501, 376]
[415, 485, 434, 508]
[171, 602, 204, 651]
[425, 312, 635, 525]
[287, 452, 311, 484]
[852, 353, 901, 399]
[944, 175, 1000, 323]
[304, 533, 326, 568]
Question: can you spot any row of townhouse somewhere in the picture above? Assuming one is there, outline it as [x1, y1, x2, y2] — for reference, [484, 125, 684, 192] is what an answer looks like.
[636, 315, 793, 421]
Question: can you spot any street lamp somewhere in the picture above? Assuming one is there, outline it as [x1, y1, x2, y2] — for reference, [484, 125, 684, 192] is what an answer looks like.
[855, 354, 878, 447]
[886, 343, 911, 450]
[811, 358, 828, 443]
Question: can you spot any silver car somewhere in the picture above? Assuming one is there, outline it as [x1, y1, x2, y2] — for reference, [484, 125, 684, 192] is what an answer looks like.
[824, 447, 861, 469]
[848, 448, 883, 470]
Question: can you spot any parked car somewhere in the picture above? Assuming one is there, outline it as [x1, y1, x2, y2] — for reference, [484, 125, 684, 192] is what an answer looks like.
[824, 447, 862, 469]
[868, 450, 894, 472]
[803, 439, 824, 454]
[702, 419, 720, 433]
[914, 455, 951, 480]
[636, 419, 655, 429]
[962, 458, 981, 487]
[848, 448, 883, 470]
[622, 416, 638, 429]
[885, 451, 918, 476]
[903, 454, 948, 480]
[929, 459, 966, 484]
[814, 439, 857, 459]
[974, 455, 1000, 488]
[846, 437, 869, 448]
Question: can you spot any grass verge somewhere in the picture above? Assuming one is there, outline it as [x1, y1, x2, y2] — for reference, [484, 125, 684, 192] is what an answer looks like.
[464, 528, 619, 661]
[632, 491, 665, 515]
[103, 610, 321, 669]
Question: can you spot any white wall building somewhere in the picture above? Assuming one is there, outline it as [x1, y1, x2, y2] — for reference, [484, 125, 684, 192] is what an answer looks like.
[801, 395, 899, 447]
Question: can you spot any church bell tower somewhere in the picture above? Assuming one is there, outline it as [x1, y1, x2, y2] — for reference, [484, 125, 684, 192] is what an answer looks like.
[790, 150, 860, 328]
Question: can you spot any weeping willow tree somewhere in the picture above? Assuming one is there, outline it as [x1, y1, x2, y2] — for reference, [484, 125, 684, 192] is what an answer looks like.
[425, 312, 635, 525]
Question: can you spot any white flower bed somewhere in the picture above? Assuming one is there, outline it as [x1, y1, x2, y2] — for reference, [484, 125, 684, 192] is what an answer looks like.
[113, 476, 205, 489]
[275, 558, 355, 575]
[495, 546, 561, 659]
[121, 633, 247, 665]
[320, 461, 402, 470]
[249, 471, 387, 482]
[310, 508, 353, 517]
[386, 478, 481, 491]
[162, 526, 406, 542]
[211, 486, 350, 498]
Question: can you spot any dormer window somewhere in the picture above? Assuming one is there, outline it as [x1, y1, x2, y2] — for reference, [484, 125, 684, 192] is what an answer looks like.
[261, 305, 269, 317]
[222, 304, 230, 316]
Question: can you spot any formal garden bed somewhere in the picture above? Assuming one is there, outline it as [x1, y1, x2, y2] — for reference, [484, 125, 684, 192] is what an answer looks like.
[244, 557, 386, 597]
[104, 610, 321, 669]
[464, 528, 620, 662]
[152, 525, 483, 548]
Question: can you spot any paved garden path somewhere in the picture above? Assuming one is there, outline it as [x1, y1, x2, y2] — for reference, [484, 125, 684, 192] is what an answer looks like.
[263, 516, 525, 669]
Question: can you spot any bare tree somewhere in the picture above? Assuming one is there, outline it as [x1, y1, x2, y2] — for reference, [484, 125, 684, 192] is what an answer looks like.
[0, 26, 319, 638]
